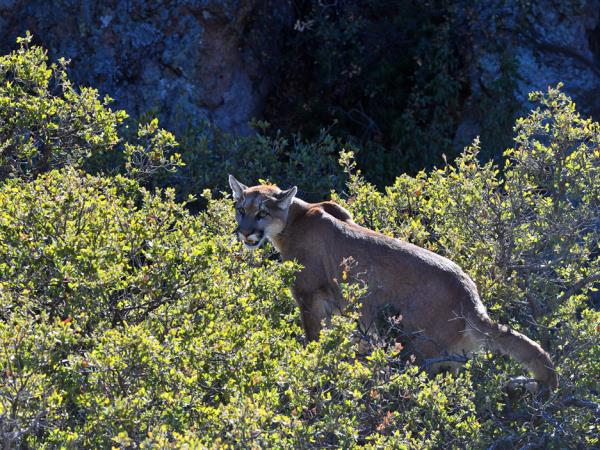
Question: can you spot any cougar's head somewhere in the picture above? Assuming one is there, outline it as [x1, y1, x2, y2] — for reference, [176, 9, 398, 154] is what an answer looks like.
[228, 175, 297, 250]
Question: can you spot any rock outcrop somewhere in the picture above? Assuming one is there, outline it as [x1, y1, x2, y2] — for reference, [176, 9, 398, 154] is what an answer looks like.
[455, 0, 600, 149]
[0, 0, 293, 135]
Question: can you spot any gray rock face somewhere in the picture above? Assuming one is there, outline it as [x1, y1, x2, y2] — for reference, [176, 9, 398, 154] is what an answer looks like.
[0, 0, 293, 135]
[455, 0, 600, 149]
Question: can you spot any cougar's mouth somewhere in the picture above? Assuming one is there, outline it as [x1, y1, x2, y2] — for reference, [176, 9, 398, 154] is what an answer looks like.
[241, 232, 265, 249]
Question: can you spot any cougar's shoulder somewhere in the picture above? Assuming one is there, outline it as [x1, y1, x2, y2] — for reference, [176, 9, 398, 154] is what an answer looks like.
[286, 200, 354, 237]
[314, 201, 355, 224]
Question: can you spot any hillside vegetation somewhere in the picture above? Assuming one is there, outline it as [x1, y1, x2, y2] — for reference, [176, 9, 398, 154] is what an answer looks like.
[0, 37, 598, 449]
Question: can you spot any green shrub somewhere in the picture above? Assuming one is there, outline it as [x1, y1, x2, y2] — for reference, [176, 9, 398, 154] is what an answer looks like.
[0, 34, 181, 189]
[0, 169, 480, 448]
[0, 33, 125, 179]
[173, 122, 346, 205]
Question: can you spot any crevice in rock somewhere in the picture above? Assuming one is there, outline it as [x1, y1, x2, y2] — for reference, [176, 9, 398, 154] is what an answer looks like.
[587, 21, 600, 68]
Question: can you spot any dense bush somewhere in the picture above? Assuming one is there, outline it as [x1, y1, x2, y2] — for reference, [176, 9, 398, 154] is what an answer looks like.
[0, 169, 480, 448]
[0, 33, 182, 185]
[172, 121, 346, 205]
[0, 33, 125, 179]
[1, 84, 598, 448]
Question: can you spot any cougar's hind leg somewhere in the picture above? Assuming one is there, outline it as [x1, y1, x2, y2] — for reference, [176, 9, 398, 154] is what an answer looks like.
[413, 320, 481, 377]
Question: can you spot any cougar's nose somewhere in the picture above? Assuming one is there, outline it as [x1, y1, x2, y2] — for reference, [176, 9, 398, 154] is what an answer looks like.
[236, 227, 252, 238]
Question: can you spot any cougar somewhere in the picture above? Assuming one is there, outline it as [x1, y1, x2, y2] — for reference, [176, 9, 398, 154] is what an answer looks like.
[228, 175, 558, 389]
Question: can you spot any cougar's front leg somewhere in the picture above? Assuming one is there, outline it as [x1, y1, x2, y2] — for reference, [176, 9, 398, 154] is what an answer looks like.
[293, 288, 328, 342]
[300, 307, 322, 342]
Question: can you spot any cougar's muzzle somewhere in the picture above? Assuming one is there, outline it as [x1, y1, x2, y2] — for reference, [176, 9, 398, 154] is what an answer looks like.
[235, 226, 265, 249]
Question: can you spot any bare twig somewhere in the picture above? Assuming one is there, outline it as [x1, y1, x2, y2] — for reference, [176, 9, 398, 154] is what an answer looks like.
[556, 272, 600, 304]
[421, 353, 469, 370]
[556, 396, 600, 417]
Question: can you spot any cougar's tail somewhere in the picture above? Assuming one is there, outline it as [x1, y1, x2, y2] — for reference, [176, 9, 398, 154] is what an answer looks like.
[468, 316, 558, 390]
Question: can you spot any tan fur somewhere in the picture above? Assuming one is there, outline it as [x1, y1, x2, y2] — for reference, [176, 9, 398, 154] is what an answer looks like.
[228, 176, 558, 389]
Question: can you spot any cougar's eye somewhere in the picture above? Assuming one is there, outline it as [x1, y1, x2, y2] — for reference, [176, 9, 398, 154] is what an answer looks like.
[256, 210, 268, 219]
[237, 207, 245, 215]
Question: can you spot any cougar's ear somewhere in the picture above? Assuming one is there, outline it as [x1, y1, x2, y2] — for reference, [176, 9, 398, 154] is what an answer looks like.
[275, 186, 297, 209]
[228, 174, 248, 201]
